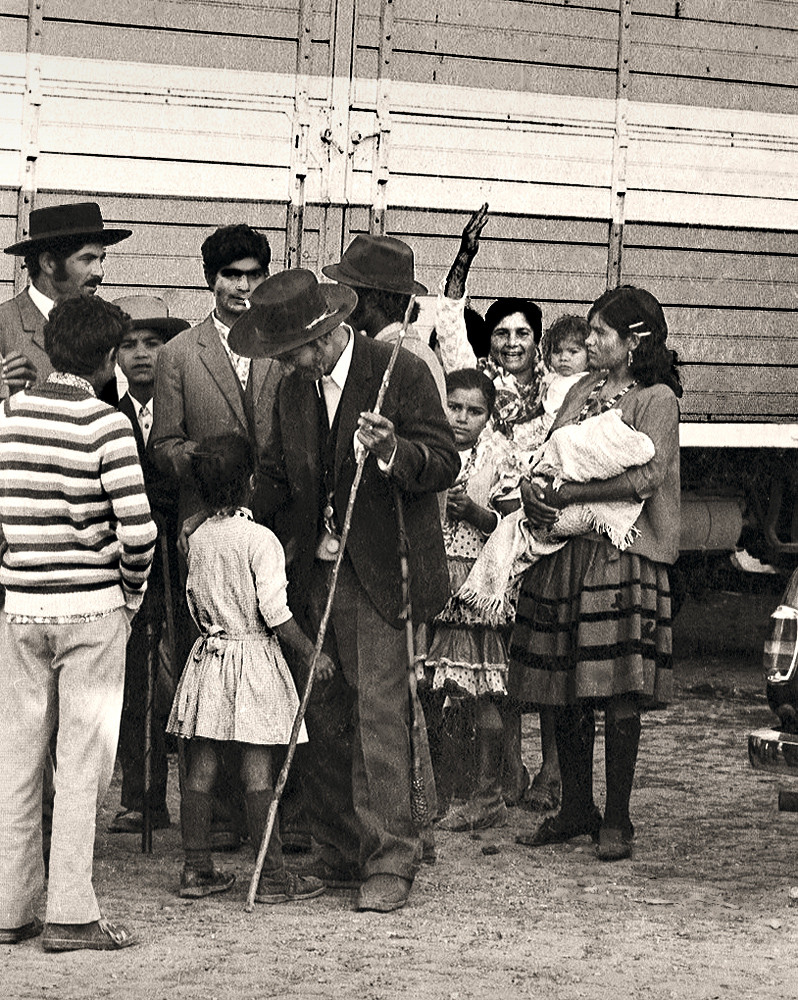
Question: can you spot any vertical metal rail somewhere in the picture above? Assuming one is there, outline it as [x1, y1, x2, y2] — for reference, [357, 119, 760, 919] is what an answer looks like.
[14, 0, 44, 293]
[369, 0, 394, 235]
[327, 0, 356, 255]
[607, 0, 632, 289]
[286, 0, 313, 270]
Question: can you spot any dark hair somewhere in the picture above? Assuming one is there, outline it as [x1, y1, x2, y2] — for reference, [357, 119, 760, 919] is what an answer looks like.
[588, 285, 682, 398]
[201, 224, 272, 288]
[191, 433, 255, 511]
[351, 286, 420, 327]
[484, 297, 543, 344]
[445, 367, 496, 413]
[43, 296, 129, 376]
[464, 306, 490, 358]
[541, 314, 589, 368]
[23, 235, 96, 282]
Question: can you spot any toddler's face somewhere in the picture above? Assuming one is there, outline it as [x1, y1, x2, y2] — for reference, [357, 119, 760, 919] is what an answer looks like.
[550, 336, 588, 377]
[446, 387, 491, 449]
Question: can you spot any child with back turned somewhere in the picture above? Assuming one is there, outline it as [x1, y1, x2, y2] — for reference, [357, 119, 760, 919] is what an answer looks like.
[167, 433, 334, 904]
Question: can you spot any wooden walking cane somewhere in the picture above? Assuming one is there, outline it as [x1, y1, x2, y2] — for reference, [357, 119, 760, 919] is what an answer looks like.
[141, 512, 180, 854]
[244, 296, 417, 911]
[393, 484, 433, 827]
[142, 617, 155, 854]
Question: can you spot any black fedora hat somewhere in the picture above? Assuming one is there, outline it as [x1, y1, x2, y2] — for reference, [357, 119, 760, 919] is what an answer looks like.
[321, 234, 428, 295]
[4, 202, 133, 256]
[228, 269, 358, 359]
[112, 295, 190, 342]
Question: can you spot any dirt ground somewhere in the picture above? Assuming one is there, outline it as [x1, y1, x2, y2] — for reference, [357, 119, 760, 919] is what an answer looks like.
[5, 577, 798, 1000]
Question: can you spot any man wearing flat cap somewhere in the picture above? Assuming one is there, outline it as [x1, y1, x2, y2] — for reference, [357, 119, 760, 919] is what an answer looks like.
[107, 296, 190, 837]
[0, 202, 132, 393]
[231, 268, 458, 912]
[322, 234, 446, 407]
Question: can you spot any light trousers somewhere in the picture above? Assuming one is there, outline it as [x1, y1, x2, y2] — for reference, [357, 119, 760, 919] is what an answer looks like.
[0, 609, 129, 927]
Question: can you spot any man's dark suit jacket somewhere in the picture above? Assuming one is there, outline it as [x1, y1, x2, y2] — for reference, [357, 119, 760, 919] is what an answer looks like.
[117, 392, 177, 524]
[151, 314, 282, 528]
[256, 331, 459, 628]
[0, 288, 53, 384]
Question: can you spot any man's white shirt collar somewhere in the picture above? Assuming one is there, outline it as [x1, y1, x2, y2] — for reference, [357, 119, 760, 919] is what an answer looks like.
[322, 325, 354, 394]
[28, 283, 55, 319]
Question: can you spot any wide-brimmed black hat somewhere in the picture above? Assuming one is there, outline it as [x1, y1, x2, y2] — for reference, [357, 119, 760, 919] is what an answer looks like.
[321, 234, 428, 295]
[228, 269, 357, 359]
[112, 295, 190, 341]
[4, 202, 133, 255]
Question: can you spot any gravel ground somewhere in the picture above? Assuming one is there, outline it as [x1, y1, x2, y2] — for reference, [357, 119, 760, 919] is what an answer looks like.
[4, 584, 798, 1000]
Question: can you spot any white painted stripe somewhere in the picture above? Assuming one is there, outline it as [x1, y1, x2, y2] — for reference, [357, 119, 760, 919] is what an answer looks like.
[680, 423, 798, 448]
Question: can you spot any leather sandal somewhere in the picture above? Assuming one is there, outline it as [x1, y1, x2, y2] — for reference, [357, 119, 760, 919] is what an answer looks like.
[41, 919, 137, 952]
[516, 807, 602, 847]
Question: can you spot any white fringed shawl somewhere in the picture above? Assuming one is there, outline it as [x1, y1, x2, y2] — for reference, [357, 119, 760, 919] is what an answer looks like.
[455, 408, 656, 626]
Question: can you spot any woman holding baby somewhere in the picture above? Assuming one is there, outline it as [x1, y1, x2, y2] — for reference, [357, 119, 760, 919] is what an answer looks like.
[509, 286, 682, 861]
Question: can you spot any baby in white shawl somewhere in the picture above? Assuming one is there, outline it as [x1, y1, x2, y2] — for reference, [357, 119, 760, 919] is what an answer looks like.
[455, 407, 656, 627]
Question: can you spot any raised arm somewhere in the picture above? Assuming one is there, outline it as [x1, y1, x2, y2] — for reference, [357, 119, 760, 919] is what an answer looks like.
[436, 204, 490, 373]
[445, 202, 488, 300]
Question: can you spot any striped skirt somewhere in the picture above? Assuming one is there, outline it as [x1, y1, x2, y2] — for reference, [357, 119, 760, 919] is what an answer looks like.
[507, 535, 673, 708]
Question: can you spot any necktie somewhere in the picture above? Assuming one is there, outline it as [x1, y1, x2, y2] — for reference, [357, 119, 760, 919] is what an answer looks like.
[138, 403, 152, 446]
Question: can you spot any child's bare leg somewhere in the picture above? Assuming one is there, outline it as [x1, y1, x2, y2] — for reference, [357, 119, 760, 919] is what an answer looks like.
[526, 707, 562, 812]
[499, 698, 530, 805]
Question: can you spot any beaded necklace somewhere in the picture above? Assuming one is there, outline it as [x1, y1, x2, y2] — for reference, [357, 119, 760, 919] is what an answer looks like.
[577, 377, 637, 424]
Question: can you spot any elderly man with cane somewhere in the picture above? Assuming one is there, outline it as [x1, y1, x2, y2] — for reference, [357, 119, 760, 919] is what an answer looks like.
[230, 266, 458, 912]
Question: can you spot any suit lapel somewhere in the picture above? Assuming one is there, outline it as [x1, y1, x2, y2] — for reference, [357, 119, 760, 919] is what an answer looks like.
[19, 289, 47, 352]
[196, 315, 247, 432]
[250, 356, 277, 408]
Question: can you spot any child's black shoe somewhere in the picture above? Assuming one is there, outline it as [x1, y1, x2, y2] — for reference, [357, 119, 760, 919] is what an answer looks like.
[254, 869, 325, 904]
[179, 863, 236, 898]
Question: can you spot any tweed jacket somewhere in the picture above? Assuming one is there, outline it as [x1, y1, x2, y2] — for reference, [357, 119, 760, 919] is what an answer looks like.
[0, 288, 53, 384]
[150, 313, 282, 527]
[256, 333, 460, 628]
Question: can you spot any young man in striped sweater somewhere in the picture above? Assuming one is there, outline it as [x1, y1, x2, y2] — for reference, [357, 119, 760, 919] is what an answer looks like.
[0, 295, 156, 952]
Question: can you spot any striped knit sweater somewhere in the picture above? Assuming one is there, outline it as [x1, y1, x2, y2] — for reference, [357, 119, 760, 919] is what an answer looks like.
[0, 375, 157, 616]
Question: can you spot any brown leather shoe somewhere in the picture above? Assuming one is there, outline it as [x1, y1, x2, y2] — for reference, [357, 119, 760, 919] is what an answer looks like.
[0, 917, 43, 945]
[298, 857, 361, 889]
[354, 874, 412, 913]
[108, 808, 171, 833]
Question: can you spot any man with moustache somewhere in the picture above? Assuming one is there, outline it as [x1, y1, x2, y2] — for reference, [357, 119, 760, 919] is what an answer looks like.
[0, 202, 132, 393]
[151, 223, 283, 851]
[0, 203, 132, 872]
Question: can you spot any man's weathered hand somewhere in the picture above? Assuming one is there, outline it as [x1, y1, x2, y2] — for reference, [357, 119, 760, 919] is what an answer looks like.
[2, 351, 37, 394]
[357, 411, 397, 465]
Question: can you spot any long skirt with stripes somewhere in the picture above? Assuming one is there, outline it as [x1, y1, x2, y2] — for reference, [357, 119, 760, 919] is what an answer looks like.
[507, 534, 673, 709]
